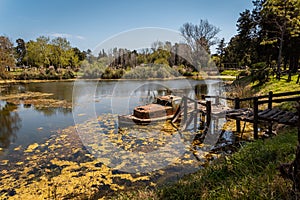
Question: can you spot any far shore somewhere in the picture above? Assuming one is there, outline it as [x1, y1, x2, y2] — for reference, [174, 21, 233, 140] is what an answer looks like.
[0, 75, 235, 84]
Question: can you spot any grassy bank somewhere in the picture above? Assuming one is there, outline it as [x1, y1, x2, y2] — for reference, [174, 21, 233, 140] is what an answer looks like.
[114, 128, 297, 200]
[158, 128, 296, 200]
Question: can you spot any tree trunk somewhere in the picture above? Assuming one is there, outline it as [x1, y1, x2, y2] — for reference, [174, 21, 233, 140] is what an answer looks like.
[276, 31, 284, 80]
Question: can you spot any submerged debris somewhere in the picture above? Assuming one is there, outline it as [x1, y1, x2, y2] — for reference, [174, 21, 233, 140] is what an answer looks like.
[0, 91, 72, 109]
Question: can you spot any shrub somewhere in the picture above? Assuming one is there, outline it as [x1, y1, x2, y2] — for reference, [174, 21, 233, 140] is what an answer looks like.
[62, 70, 75, 79]
[251, 62, 271, 85]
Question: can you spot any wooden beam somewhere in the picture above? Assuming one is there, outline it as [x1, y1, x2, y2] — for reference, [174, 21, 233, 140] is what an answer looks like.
[253, 97, 259, 139]
[206, 101, 211, 128]
[235, 97, 241, 133]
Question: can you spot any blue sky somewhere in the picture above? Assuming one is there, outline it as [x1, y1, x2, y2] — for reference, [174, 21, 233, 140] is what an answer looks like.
[0, 0, 253, 52]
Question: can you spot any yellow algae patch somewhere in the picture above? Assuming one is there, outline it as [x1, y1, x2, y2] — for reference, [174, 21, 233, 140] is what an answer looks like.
[0, 160, 9, 165]
[50, 158, 78, 167]
[113, 173, 150, 182]
[14, 146, 22, 151]
[24, 143, 39, 153]
[48, 143, 62, 150]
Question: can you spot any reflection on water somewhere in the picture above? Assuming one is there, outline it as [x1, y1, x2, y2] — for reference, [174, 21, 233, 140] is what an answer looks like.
[195, 84, 208, 97]
[33, 107, 72, 116]
[0, 101, 21, 150]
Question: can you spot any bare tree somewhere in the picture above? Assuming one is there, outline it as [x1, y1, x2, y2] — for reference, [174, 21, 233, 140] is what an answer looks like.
[180, 19, 220, 53]
[180, 20, 220, 70]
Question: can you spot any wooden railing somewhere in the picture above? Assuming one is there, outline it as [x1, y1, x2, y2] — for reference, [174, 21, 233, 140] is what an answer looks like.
[201, 90, 300, 139]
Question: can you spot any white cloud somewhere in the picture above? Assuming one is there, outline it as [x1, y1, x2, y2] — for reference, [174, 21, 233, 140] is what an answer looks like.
[49, 33, 85, 40]
[75, 35, 85, 40]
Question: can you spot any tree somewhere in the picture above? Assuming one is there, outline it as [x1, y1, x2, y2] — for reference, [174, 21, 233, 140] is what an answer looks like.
[235, 9, 260, 66]
[261, 0, 300, 79]
[216, 38, 226, 68]
[24, 36, 51, 68]
[15, 38, 26, 66]
[180, 19, 220, 69]
[73, 47, 86, 62]
[180, 19, 220, 53]
[0, 36, 15, 78]
[50, 37, 73, 68]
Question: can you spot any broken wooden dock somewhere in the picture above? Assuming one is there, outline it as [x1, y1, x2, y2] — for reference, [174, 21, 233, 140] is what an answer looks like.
[172, 91, 300, 139]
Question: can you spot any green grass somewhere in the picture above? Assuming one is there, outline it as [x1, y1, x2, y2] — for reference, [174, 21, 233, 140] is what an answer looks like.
[252, 74, 300, 95]
[159, 128, 297, 199]
[221, 69, 245, 77]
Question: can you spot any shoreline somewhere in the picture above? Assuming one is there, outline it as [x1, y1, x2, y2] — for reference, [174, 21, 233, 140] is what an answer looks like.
[0, 75, 236, 84]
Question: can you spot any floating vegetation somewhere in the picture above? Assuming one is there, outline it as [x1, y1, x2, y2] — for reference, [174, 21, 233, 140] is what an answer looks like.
[0, 111, 243, 199]
[0, 91, 72, 109]
[0, 92, 53, 101]
[24, 143, 39, 153]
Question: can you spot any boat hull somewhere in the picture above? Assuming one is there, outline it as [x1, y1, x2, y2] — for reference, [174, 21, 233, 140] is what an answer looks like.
[117, 95, 181, 127]
[118, 114, 174, 126]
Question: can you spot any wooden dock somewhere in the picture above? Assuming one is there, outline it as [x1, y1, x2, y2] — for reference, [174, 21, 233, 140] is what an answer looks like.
[172, 91, 300, 139]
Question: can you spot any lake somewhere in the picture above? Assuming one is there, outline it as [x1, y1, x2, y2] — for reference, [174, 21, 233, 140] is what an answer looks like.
[0, 79, 229, 198]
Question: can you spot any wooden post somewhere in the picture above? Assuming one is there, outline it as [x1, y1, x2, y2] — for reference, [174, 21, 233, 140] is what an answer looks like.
[201, 94, 205, 100]
[216, 96, 220, 105]
[268, 91, 273, 109]
[297, 101, 300, 145]
[268, 91, 273, 135]
[253, 97, 259, 139]
[235, 97, 241, 133]
[194, 100, 198, 132]
[206, 101, 211, 128]
[184, 96, 187, 124]
[199, 113, 205, 131]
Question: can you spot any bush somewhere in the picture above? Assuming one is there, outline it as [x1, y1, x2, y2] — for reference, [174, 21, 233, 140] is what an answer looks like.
[17, 67, 76, 80]
[251, 62, 271, 85]
[62, 70, 75, 79]
[122, 64, 177, 79]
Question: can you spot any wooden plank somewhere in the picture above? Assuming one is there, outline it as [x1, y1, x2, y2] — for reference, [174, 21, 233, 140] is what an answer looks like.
[288, 116, 298, 124]
[257, 109, 272, 116]
[183, 112, 195, 130]
[268, 110, 287, 120]
[259, 109, 281, 119]
[271, 90, 300, 97]
[272, 112, 289, 121]
[278, 113, 295, 124]
[226, 109, 252, 117]
[259, 96, 300, 104]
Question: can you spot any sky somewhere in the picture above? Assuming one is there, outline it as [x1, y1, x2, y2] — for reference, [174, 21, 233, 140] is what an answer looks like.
[0, 0, 253, 53]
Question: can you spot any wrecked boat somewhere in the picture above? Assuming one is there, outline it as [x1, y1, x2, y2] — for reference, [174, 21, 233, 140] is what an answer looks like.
[118, 95, 181, 126]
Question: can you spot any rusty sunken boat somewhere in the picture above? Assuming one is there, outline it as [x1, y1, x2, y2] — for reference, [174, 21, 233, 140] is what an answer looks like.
[118, 95, 181, 126]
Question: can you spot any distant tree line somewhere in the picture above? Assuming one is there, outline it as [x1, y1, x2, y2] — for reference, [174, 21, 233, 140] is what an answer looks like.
[80, 41, 205, 79]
